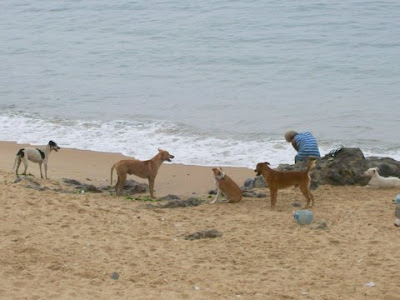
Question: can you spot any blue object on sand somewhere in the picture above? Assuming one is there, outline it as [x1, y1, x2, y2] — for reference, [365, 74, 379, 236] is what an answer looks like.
[395, 195, 400, 219]
[294, 210, 314, 225]
[395, 194, 400, 205]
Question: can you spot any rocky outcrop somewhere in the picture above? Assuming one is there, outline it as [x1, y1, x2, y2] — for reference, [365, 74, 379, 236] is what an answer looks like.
[311, 148, 368, 186]
[366, 157, 400, 177]
[275, 148, 400, 187]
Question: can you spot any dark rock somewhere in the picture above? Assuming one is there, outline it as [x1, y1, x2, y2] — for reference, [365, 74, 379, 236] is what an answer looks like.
[292, 202, 302, 207]
[365, 157, 400, 177]
[277, 163, 303, 171]
[53, 188, 75, 194]
[310, 181, 318, 190]
[162, 197, 204, 208]
[38, 186, 51, 192]
[242, 190, 257, 198]
[149, 197, 204, 209]
[22, 178, 42, 190]
[160, 194, 182, 201]
[124, 180, 149, 194]
[184, 229, 222, 240]
[110, 272, 119, 280]
[81, 184, 102, 193]
[26, 177, 41, 187]
[62, 178, 82, 186]
[316, 148, 368, 185]
[254, 176, 267, 188]
[242, 190, 267, 198]
[243, 178, 255, 188]
[63, 178, 103, 193]
[208, 189, 217, 195]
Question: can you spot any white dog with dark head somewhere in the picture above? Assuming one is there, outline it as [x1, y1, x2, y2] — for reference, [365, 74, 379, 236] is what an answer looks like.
[13, 140, 60, 179]
[364, 167, 400, 188]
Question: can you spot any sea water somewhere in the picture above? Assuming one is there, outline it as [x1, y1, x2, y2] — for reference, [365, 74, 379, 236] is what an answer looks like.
[1, 1, 399, 167]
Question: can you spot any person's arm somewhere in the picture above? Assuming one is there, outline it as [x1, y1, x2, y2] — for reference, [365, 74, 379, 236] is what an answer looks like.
[291, 140, 299, 151]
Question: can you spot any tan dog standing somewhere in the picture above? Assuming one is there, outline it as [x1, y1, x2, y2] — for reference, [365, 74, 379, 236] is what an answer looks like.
[254, 160, 316, 209]
[110, 149, 174, 198]
[211, 167, 242, 204]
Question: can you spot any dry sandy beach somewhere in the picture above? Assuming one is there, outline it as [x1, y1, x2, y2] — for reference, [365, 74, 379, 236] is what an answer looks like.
[0, 141, 399, 299]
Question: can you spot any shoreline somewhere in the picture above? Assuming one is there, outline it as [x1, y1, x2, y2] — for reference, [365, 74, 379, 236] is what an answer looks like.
[0, 141, 255, 197]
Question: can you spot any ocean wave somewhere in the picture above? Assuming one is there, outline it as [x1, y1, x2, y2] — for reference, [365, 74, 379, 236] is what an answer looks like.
[0, 113, 399, 167]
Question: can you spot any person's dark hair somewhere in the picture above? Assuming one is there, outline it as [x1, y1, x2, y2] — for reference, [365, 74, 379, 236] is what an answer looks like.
[284, 130, 298, 142]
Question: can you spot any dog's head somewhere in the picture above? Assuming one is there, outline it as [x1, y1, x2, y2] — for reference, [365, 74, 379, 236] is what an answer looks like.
[212, 167, 225, 180]
[158, 148, 174, 162]
[48, 140, 60, 152]
[254, 162, 270, 176]
[364, 167, 379, 177]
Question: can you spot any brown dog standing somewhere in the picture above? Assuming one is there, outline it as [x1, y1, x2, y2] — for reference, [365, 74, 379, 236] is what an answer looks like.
[254, 160, 316, 209]
[211, 167, 242, 204]
[110, 149, 174, 198]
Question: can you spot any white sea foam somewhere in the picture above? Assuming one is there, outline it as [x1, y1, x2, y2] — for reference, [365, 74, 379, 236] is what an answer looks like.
[0, 113, 315, 168]
[1, 113, 399, 168]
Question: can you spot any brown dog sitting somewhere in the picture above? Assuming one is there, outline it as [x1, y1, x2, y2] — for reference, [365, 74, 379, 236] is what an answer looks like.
[210, 167, 242, 204]
[110, 149, 174, 198]
[254, 160, 316, 209]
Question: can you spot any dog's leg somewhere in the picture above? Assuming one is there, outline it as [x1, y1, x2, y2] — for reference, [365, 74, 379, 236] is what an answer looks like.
[38, 162, 44, 179]
[22, 157, 29, 177]
[310, 192, 315, 207]
[148, 177, 155, 198]
[116, 173, 126, 196]
[299, 184, 313, 208]
[44, 162, 48, 179]
[210, 188, 220, 204]
[114, 176, 120, 195]
[269, 188, 277, 209]
[15, 158, 22, 177]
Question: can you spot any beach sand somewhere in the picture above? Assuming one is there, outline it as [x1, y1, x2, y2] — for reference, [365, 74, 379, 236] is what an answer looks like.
[0, 141, 399, 299]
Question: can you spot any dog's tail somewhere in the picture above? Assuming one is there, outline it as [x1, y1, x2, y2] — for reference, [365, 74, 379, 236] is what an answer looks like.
[306, 159, 317, 173]
[12, 149, 24, 172]
[110, 162, 117, 185]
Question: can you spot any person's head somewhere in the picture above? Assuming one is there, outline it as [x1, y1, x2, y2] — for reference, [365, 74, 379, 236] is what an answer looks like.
[284, 130, 298, 142]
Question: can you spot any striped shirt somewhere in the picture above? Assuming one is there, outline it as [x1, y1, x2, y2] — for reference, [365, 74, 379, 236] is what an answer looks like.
[294, 132, 320, 162]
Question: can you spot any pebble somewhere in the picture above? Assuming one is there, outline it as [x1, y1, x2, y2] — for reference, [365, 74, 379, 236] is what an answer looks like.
[110, 272, 119, 280]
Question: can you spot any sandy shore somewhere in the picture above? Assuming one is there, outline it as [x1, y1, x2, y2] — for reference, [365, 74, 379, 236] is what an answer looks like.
[0, 141, 254, 197]
[0, 141, 399, 299]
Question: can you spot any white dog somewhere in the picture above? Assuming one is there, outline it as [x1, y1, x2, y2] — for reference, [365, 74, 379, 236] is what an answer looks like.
[364, 167, 400, 188]
[13, 140, 60, 179]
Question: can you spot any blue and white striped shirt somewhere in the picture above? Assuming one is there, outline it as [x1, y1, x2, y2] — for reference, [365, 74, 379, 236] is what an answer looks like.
[294, 132, 320, 161]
